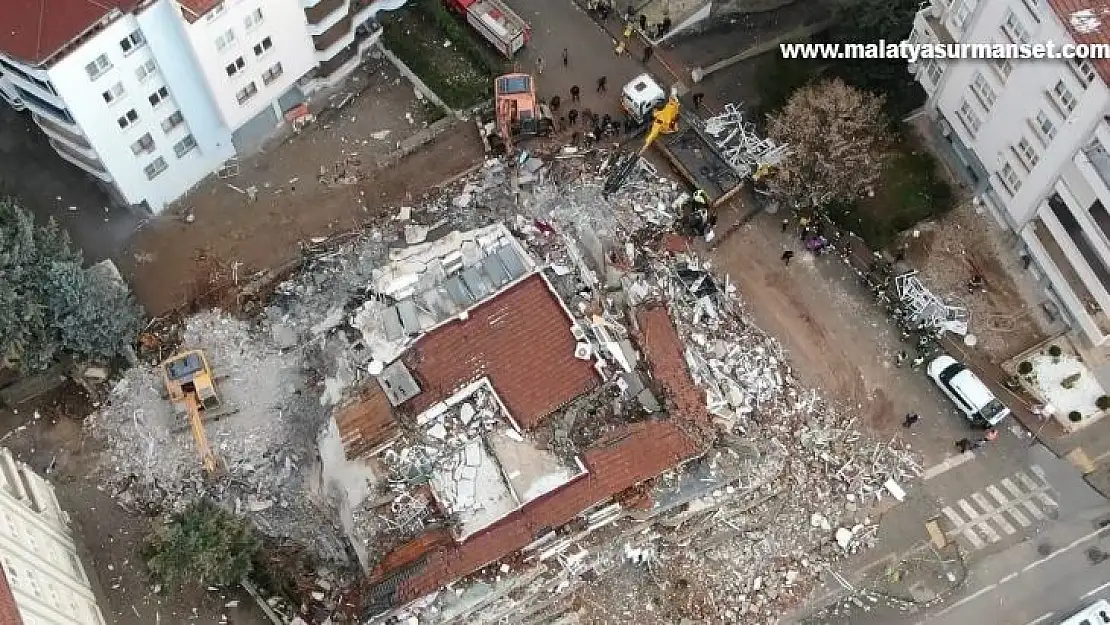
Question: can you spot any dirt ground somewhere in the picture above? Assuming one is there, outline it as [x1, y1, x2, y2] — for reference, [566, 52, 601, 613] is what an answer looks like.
[904, 201, 1050, 362]
[119, 54, 484, 315]
[708, 209, 967, 466]
[0, 388, 270, 625]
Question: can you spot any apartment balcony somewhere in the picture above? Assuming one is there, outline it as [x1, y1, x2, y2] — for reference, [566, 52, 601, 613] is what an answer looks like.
[314, 14, 353, 52]
[49, 139, 111, 183]
[33, 113, 91, 150]
[915, 0, 955, 46]
[1081, 139, 1110, 196]
[304, 0, 347, 25]
[317, 42, 358, 78]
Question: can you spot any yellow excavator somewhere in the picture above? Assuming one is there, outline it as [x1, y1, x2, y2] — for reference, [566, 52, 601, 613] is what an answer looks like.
[161, 350, 222, 475]
[603, 87, 681, 195]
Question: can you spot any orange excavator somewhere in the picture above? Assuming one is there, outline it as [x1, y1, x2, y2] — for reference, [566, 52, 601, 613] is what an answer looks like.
[161, 350, 222, 475]
[488, 72, 553, 155]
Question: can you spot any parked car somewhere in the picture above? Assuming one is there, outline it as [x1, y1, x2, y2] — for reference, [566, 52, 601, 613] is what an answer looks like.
[926, 355, 1011, 428]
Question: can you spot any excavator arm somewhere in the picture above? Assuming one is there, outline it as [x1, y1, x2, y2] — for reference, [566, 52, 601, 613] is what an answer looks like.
[185, 394, 219, 475]
[605, 94, 682, 195]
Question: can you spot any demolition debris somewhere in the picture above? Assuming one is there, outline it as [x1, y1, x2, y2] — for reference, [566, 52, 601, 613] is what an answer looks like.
[85, 145, 921, 624]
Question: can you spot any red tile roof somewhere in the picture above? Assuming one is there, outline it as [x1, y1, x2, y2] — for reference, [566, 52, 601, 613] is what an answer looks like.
[0, 0, 139, 66]
[363, 305, 712, 615]
[335, 383, 400, 460]
[401, 273, 600, 430]
[0, 564, 23, 625]
[1048, 0, 1110, 85]
[178, 0, 222, 22]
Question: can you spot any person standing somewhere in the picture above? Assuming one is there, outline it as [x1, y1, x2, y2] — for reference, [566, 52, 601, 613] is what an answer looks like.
[781, 218, 790, 232]
[956, 438, 972, 453]
[550, 95, 561, 112]
[597, 75, 607, 92]
[568, 108, 579, 125]
[639, 13, 648, 31]
[781, 250, 794, 265]
[642, 45, 654, 63]
[563, 48, 569, 66]
[661, 16, 672, 33]
[902, 413, 920, 428]
[692, 92, 704, 108]
[570, 85, 580, 103]
[537, 57, 544, 74]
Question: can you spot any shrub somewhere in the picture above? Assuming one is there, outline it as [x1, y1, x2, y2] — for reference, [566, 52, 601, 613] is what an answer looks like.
[1069, 411, 1083, 422]
[1061, 373, 1082, 389]
[144, 499, 259, 590]
[1097, 395, 1110, 410]
[1017, 361, 1033, 375]
[1048, 344, 1062, 358]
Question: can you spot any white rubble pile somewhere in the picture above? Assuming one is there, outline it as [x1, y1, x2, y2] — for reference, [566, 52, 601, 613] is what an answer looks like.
[85, 310, 348, 563]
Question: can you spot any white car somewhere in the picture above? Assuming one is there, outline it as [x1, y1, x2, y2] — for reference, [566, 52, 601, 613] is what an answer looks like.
[926, 355, 1011, 428]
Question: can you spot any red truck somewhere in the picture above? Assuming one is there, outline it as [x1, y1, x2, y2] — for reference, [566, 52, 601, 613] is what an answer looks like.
[444, 0, 530, 58]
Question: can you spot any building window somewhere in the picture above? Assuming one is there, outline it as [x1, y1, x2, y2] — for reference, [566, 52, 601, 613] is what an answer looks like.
[999, 162, 1022, 194]
[1053, 79, 1078, 113]
[174, 134, 197, 157]
[215, 28, 236, 52]
[135, 58, 157, 82]
[119, 30, 145, 54]
[225, 57, 246, 77]
[1035, 110, 1057, 141]
[161, 110, 184, 133]
[101, 81, 125, 104]
[253, 36, 273, 56]
[971, 72, 996, 109]
[205, 2, 226, 21]
[1070, 57, 1097, 87]
[147, 85, 169, 107]
[261, 62, 283, 85]
[1016, 137, 1040, 167]
[1002, 10, 1031, 44]
[924, 59, 943, 85]
[235, 82, 258, 104]
[117, 108, 139, 129]
[130, 132, 155, 155]
[144, 156, 167, 180]
[951, 0, 976, 31]
[84, 54, 112, 81]
[244, 8, 264, 30]
[993, 56, 1012, 80]
[957, 100, 981, 136]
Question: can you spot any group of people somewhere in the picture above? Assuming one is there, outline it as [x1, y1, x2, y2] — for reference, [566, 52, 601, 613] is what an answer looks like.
[902, 412, 999, 452]
[586, 1, 673, 40]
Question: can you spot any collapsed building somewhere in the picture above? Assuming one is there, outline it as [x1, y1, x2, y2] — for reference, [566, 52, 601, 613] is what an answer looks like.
[86, 151, 920, 624]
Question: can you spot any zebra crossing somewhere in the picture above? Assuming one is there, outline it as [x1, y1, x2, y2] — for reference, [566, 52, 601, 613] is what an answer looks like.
[940, 466, 1058, 551]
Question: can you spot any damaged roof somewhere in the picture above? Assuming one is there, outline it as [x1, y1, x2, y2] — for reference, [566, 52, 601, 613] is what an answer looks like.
[363, 305, 711, 614]
[400, 273, 600, 430]
[336, 383, 400, 460]
[0, 564, 21, 625]
[1048, 0, 1110, 85]
[0, 0, 138, 66]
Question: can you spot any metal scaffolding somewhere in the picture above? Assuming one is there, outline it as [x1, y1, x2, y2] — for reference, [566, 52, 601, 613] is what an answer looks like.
[702, 104, 790, 178]
[893, 271, 969, 336]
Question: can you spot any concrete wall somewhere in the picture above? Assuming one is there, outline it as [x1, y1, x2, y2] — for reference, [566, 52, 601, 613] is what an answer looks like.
[178, 0, 317, 131]
[0, 447, 106, 625]
[47, 10, 232, 212]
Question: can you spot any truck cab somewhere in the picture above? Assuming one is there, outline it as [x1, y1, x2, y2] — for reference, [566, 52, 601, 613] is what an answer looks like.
[621, 73, 667, 126]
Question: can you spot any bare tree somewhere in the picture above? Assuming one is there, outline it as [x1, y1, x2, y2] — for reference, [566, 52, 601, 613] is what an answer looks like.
[767, 78, 891, 210]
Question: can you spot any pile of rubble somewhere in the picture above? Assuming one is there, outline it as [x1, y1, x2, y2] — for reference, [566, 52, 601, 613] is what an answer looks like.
[85, 311, 349, 563]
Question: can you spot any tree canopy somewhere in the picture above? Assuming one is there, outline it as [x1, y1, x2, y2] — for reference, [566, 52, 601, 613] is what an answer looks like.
[144, 499, 260, 589]
[767, 79, 891, 210]
[0, 197, 143, 372]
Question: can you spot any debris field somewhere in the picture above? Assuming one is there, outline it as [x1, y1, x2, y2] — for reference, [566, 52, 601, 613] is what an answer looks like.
[84, 144, 922, 624]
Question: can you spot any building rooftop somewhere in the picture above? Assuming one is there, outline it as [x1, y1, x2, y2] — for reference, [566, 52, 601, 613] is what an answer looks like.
[1048, 0, 1110, 85]
[362, 305, 712, 615]
[0, 0, 138, 66]
[335, 383, 401, 461]
[400, 272, 600, 430]
[177, 0, 223, 22]
[0, 566, 21, 625]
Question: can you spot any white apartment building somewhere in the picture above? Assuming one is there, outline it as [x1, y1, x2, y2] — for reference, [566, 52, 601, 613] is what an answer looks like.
[911, 0, 1110, 347]
[0, 447, 105, 625]
[0, 0, 397, 213]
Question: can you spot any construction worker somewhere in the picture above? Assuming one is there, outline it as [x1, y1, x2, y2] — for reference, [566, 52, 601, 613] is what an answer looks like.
[692, 189, 709, 207]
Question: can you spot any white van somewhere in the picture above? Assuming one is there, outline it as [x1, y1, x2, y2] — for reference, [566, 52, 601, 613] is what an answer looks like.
[926, 355, 1011, 427]
[1059, 599, 1110, 624]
